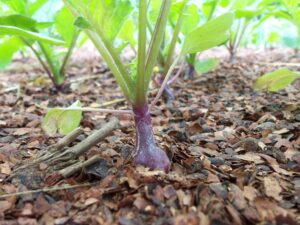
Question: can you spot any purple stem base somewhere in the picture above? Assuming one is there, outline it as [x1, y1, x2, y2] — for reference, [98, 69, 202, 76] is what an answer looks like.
[133, 104, 170, 172]
[229, 52, 237, 64]
[183, 64, 195, 81]
[163, 85, 174, 104]
[159, 77, 174, 104]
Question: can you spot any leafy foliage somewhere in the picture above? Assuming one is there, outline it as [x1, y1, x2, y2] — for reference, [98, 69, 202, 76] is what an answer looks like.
[0, 2, 80, 88]
[195, 58, 219, 75]
[42, 100, 82, 136]
[254, 68, 300, 92]
[181, 13, 233, 55]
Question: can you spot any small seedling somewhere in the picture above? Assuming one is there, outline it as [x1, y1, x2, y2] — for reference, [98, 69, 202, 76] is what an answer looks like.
[0, 2, 79, 90]
[254, 68, 300, 92]
[56, 0, 233, 171]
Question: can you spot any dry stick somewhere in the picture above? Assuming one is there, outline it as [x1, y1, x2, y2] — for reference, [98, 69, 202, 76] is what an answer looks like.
[51, 107, 132, 115]
[35, 104, 131, 115]
[0, 182, 98, 199]
[69, 74, 101, 83]
[59, 155, 101, 178]
[0, 85, 19, 94]
[13, 127, 84, 173]
[47, 117, 120, 165]
[49, 127, 84, 153]
[98, 98, 126, 107]
[69, 117, 119, 156]
[257, 62, 300, 67]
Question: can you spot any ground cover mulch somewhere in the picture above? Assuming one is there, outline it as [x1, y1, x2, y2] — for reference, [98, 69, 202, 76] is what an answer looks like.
[0, 48, 299, 225]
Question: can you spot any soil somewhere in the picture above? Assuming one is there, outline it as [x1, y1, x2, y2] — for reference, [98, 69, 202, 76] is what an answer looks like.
[0, 47, 299, 225]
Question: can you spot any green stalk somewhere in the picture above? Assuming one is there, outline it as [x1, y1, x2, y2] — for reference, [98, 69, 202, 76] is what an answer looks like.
[163, 1, 187, 74]
[234, 19, 249, 50]
[147, 13, 165, 68]
[95, 26, 133, 90]
[150, 55, 181, 109]
[144, 0, 172, 90]
[87, 30, 133, 101]
[207, 0, 219, 21]
[38, 42, 64, 86]
[136, 0, 148, 106]
[60, 30, 80, 75]
[21, 38, 56, 86]
[64, 1, 134, 100]
[231, 19, 241, 50]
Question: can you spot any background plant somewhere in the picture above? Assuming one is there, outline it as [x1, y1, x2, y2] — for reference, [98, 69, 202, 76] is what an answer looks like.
[0, 0, 80, 90]
[60, 0, 233, 171]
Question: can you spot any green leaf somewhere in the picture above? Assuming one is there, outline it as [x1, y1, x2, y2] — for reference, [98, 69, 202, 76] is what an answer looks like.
[181, 13, 234, 55]
[219, 0, 230, 7]
[0, 14, 36, 30]
[268, 31, 281, 43]
[202, 0, 219, 20]
[181, 3, 200, 35]
[74, 16, 91, 29]
[232, 0, 255, 9]
[1, 0, 27, 14]
[29, 0, 49, 16]
[0, 37, 24, 69]
[55, 6, 76, 45]
[1, 0, 48, 16]
[195, 58, 219, 75]
[235, 9, 263, 19]
[254, 68, 300, 92]
[118, 19, 136, 47]
[42, 101, 82, 136]
[0, 25, 65, 45]
[66, 0, 133, 42]
[282, 35, 300, 48]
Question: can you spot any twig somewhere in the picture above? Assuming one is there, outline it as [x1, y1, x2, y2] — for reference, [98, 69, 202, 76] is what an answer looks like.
[68, 117, 119, 157]
[11, 118, 120, 182]
[59, 155, 102, 178]
[35, 104, 132, 115]
[97, 98, 126, 107]
[13, 127, 84, 173]
[69, 74, 104, 84]
[0, 182, 98, 199]
[257, 62, 300, 67]
[53, 107, 132, 115]
[0, 85, 19, 94]
[46, 117, 120, 166]
[49, 127, 84, 153]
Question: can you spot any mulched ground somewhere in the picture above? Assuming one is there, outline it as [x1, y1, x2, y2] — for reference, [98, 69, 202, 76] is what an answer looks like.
[0, 48, 299, 225]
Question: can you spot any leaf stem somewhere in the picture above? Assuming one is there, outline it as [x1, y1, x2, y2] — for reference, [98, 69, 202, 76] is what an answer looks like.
[60, 30, 80, 75]
[136, 0, 148, 106]
[167, 61, 184, 85]
[87, 31, 133, 102]
[150, 55, 180, 109]
[21, 38, 56, 85]
[38, 42, 64, 86]
[164, 1, 186, 74]
[144, 0, 172, 91]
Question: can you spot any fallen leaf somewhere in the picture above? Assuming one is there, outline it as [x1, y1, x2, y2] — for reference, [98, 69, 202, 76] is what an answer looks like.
[264, 175, 282, 201]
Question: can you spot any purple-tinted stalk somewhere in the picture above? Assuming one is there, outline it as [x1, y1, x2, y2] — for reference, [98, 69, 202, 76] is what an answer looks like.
[159, 76, 174, 103]
[183, 63, 195, 80]
[132, 104, 170, 172]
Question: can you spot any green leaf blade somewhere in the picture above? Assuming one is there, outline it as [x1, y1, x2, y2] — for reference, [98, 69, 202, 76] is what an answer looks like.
[195, 58, 219, 75]
[254, 68, 300, 92]
[181, 13, 234, 55]
[0, 25, 65, 45]
[42, 101, 83, 136]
